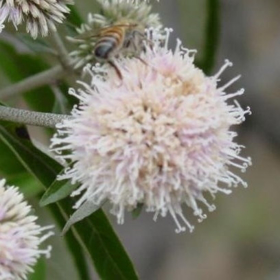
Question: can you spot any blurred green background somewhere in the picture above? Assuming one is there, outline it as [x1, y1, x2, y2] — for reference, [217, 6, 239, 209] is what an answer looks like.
[1, 0, 280, 279]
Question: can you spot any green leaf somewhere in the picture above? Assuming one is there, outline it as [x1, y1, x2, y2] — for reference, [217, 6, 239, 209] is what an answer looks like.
[0, 41, 55, 112]
[0, 122, 90, 280]
[75, 209, 139, 280]
[196, 0, 220, 74]
[28, 258, 46, 280]
[9, 172, 43, 198]
[62, 200, 105, 235]
[0, 39, 76, 116]
[47, 199, 91, 280]
[0, 132, 27, 175]
[68, 5, 84, 27]
[132, 203, 144, 219]
[40, 175, 78, 207]
[0, 124, 61, 186]
[0, 122, 139, 280]
[0, 40, 76, 115]
[0, 121, 42, 197]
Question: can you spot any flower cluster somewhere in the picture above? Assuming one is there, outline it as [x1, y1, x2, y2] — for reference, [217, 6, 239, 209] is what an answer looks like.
[96, 0, 161, 25]
[67, 0, 161, 68]
[0, 0, 73, 38]
[111, 0, 160, 3]
[51, 29, 251, 233]
[0, 179, 54, 279]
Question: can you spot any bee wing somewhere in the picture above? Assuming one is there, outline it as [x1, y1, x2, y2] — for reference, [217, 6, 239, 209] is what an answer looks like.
[73, 30, 101, 40]
[112, 24, 138, 28]
[72, 23, 139, 41]
[71, 24, 112, 40]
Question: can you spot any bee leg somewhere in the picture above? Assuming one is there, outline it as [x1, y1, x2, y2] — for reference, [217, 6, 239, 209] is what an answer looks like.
[134, 55, 158, 72]
[108, 60, 123, 80]
[131, 30, 154, 51]
[135, 56, 149, 67]
[134, 55, 158, 76]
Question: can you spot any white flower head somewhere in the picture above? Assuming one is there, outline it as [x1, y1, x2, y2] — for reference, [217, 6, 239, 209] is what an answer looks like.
[0, 0, 74, 39]
[110, 0, 160, 3]
[52, 28, 251, 233]
[95, 0, 161, 25]
[67, 0, 161, 69]
[0, 179, 54, 279]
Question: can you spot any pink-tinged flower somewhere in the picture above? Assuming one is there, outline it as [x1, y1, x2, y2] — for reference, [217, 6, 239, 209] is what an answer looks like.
[0, 0, 73, 38]
[0, 179, 54, 280]
[51, 29, 251, 233]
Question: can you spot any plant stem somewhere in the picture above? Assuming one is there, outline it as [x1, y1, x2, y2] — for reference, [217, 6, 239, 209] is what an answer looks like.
[51, 30, 72, 71]
[51, 84, 69, 114]
[0, 105, 70, 128]
[0, 32, 79, 100]
[0, 65, 65, 100]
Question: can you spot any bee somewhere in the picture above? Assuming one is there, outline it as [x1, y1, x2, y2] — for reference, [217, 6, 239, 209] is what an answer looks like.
[81, 20, 149, 79]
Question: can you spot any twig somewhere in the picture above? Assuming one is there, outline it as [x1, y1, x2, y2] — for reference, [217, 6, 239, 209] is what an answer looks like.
[51, 30, 72, 71]
[0, 31, 79, 100]
[0, 65, 65, 100]
[0, 105, 70, 128]
[51, 84, 69, 114]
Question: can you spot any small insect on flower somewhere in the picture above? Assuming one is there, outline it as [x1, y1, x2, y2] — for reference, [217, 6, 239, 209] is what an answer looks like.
[77, 19, 149, 79]
[67, 0, 161, 69]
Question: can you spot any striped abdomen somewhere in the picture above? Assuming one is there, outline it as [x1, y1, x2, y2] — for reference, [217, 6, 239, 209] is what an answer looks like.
[94, 26, 125, 61]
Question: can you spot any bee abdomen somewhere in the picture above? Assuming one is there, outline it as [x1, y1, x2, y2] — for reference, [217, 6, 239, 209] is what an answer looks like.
[94, 37, 119, 60]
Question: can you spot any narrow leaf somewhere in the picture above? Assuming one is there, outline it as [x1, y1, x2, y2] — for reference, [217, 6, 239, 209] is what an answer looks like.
[0, 122, 90, 280]
[74, 209, 139, 280]
[28, 258, 46, 280]
[68, 5, 84, 26]
[9, 172, 43, 198]
[0, 122, 139, 280]
[0, 41, 55, 112]
[196, 0, 220, 74]
[62, 200, 104, 235]
[0, 102, 42, 196]
[40, 176, 78, 207]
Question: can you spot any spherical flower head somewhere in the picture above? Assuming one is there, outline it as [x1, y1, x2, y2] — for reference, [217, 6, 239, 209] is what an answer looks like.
[107, 0, 159, 3]
[0, 0, 74, 39]
[0, 179, 54, 279]
[67, 0, 161, 69]
[51, 29, 251, 233]
[96, 0, 161, 25]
